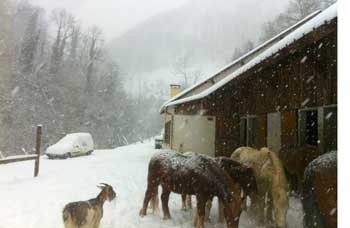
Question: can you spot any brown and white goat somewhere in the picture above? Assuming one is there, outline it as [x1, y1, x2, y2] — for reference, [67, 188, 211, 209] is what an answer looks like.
[62, 183, 116, 228]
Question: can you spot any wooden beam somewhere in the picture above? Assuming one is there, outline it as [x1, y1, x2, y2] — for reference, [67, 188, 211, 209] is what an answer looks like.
[0, 155, 37, 165]
[34, 125, 42, 177]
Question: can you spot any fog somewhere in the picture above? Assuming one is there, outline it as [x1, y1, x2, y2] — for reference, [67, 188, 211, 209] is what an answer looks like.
[31, 0, 290, 91]
[1, 0, 333, 155]
[32, 0, 188, 40]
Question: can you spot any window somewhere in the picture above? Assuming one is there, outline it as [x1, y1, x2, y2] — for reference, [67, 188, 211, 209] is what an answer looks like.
[299, 109, 318, 146]
[324, 106, 337, 152]
[240, 116, 257, 147]
[164, 121, 171, 144]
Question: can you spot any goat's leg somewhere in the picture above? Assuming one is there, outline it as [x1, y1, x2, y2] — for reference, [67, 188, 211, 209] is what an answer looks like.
[195, 194, 207, 228]
[62, 218, 75, 228]
[161, 188, 171, 220]
[92, 220, 101, 228]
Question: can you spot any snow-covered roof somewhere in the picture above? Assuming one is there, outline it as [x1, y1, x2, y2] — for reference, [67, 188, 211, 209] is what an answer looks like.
[161, 3, 337, 111]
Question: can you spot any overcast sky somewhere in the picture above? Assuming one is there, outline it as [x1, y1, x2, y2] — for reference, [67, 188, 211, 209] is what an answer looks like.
[31, 0, 188, 40]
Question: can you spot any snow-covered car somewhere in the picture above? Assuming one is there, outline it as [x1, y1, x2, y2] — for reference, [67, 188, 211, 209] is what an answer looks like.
[154, 129, 164, 149]
[154, 135, 163, 149]
[46, 133, 94, 159]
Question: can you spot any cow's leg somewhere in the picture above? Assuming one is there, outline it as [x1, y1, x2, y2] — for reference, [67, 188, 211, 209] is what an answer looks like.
[218, 199, 225, 223]
[205, 197, 213, 222]
[195, 194, 208, 228]
[140, 182, 158, 217]
[266, 192, 273, 226]
[186, 194, 193, 209]
[151, 186, 159, 215]
[227, 186, 243, 228]
[272, 188, 288, 228]
[297, 173, 303, 194]
[181, 194, 187, 210]
[223, 200, 241, 228]
[250, 193, 265, 227]
[161, 187, 171, 220]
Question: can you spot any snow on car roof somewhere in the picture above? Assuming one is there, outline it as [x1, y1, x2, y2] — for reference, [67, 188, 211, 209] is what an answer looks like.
[46, 133, 94, 155]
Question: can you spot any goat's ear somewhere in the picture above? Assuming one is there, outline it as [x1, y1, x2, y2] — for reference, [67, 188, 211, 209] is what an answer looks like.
[97, 185, 104, 189]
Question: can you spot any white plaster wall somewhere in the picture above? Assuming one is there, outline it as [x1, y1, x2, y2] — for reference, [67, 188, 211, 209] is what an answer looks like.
[172, 115, 216, 157]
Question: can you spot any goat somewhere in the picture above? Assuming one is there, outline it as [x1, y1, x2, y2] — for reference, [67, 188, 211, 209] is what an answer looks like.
[62, 183, 116, 228]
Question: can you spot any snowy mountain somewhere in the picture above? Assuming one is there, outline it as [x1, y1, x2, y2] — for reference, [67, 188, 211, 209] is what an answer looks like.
[108, 0, 288, 81]
[0, 140, 303, 228]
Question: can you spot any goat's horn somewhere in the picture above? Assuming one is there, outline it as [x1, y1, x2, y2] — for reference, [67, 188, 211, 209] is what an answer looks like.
[99, 183, 109, 187]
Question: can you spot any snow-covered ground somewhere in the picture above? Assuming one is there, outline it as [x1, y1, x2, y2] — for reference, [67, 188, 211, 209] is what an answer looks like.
[0, 141, 303, 228]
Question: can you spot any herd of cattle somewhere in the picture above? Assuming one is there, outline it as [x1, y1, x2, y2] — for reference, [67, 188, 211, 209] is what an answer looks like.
[61, 145, 337, 228]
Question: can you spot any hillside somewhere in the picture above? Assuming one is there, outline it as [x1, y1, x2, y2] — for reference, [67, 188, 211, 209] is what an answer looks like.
[108, 0, 288, 82]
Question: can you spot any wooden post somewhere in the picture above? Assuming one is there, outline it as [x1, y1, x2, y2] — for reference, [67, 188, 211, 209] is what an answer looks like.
[34, 125, 42, 177]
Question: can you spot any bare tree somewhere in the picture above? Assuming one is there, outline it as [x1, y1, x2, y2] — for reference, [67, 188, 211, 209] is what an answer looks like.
[84, 26, 103, 95]
[69, 22, 81, 62]
[230, 39, 255, 62]
[260, 0, 336, 42]
[49, 9, 75, 75]
[173, 52, 201, 89]
[18, 8, 42, 73]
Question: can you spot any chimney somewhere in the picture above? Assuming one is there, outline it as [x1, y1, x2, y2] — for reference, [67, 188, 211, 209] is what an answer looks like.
[170, 84, 181, 97]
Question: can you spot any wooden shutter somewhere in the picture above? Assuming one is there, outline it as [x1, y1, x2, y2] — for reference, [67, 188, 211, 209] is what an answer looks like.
[281, 111, 298, 148]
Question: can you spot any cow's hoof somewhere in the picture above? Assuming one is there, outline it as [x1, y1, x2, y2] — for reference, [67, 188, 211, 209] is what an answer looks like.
[139, 209, 146, 217]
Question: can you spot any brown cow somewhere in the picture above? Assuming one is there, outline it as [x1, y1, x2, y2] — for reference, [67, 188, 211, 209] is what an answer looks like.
[302, 151, 337, 228]
[181, 155, 257, 223]
[139, 150, 243, 228]
[231, 147, 289, 228]
[279, 144, 322, 191]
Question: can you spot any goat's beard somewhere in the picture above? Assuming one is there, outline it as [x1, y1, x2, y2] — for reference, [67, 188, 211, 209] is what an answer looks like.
[110, 197, 117, 208]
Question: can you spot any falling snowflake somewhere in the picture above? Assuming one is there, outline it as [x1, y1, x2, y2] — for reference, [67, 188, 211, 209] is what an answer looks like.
[325, 112, 333, 120]
[300, 56, 308, 63]
[329, 208, 336, 216]
[11, 86, 20, 96]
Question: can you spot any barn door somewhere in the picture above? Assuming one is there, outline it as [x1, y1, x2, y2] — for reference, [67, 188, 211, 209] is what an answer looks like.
[267, 112, 281, 153]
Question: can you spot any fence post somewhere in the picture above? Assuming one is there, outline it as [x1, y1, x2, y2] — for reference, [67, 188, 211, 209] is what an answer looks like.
[34, 125, 42, 177]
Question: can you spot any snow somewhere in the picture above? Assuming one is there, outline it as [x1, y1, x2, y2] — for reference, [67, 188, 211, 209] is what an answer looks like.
[45, 133, 94, 155]
[325, 112, 333, 120]
[162, 3, 337, 109]
[11, 86, 20, 97]
[301, 98, 310, 107]
[300, 56, 308, 64]
[0, 141, 303, 228]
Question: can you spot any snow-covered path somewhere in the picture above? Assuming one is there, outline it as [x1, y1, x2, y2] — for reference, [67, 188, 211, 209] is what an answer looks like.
[0, 141, 303, 228]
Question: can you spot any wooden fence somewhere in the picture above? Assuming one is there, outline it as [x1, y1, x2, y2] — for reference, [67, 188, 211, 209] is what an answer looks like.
[0, 125, 42, 177]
